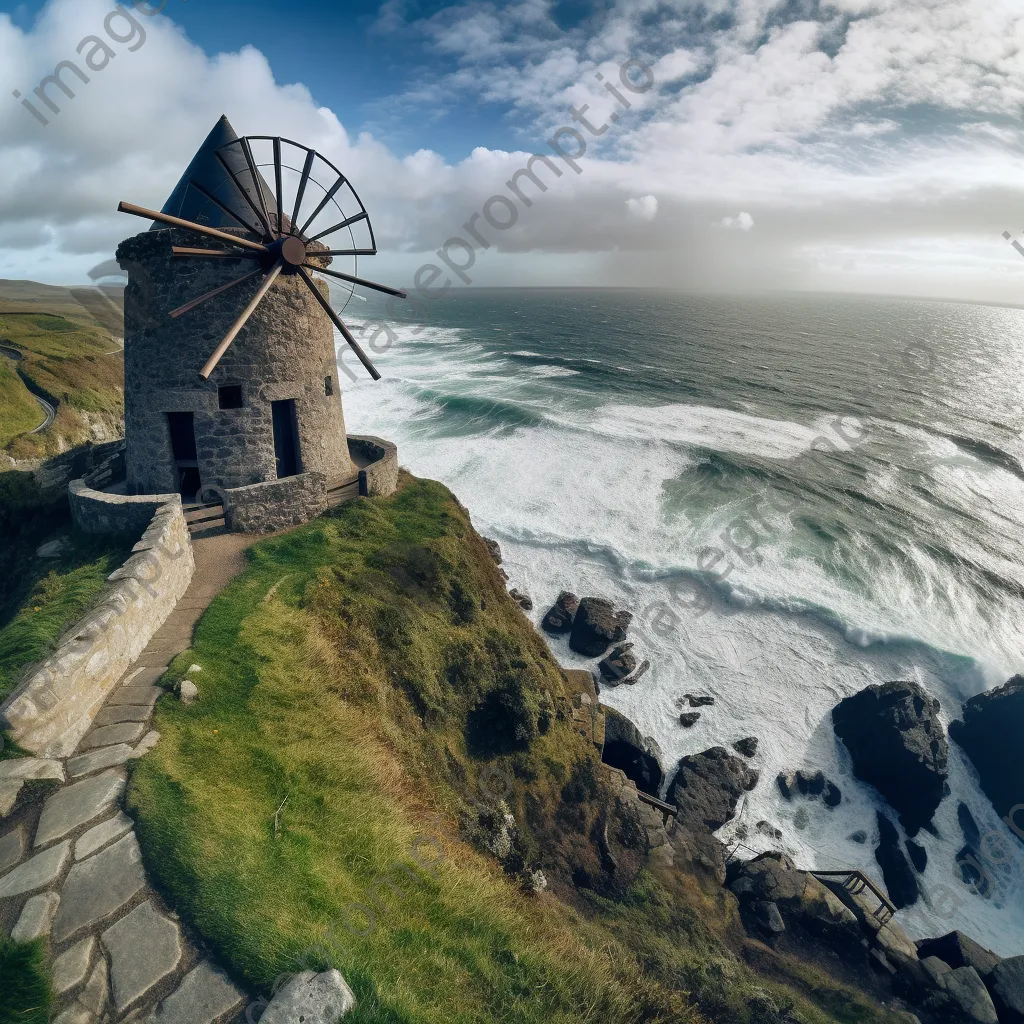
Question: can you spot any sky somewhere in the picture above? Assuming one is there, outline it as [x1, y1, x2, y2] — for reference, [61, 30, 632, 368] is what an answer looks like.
[2, 0, 1024, 303]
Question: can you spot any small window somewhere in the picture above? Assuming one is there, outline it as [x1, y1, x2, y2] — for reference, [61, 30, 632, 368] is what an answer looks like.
[218, 385, 244, 409]
[324, 376, 334, 397]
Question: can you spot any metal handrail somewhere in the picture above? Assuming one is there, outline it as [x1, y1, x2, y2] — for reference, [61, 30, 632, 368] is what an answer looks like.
[812, 869, 896, 923]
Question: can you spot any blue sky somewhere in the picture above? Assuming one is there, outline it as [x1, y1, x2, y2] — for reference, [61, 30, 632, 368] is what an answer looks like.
[1, 0, 1024, 301]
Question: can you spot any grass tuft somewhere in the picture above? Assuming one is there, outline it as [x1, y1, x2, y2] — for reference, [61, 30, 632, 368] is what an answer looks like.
[0, 937, 52, 1024]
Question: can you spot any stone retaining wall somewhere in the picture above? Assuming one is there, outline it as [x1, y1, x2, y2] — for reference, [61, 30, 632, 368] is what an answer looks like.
[0, 499, 194, 757]
[224, 471, 328, 534]
[348, 435, 399, 497]
[0, 440, 125, 498]
[69, 479, 178, 536]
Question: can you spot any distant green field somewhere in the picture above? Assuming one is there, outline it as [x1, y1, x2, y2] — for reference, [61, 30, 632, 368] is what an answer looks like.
[0, 302, 124, 459]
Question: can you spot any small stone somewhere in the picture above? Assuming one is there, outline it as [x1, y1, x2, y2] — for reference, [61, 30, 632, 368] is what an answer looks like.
[78, 957, 109, 1015]
[75, 812, 134, 860]
[187, 664, 203, 675]
[53, 935, 96, 994]
[80, 722, 146, 750]
[0, 826, 26, 875]
[776, 773, 796, 800]
[0, 757, 65, 783]
[66, 745, 135, 779]
[750, 900, 785, 935]
[102, 900, 183, 1012]
[509, 589, 533, 611]
[260, 970, 356, 1023]
[0, 781, 22, 816]
[52, 833, 146, 943]
[0, 842, 70, 899]
[178, 680, 199, 705]
[849, 830, 868, 844]
[733, 737, 758, 758]
[11, 891, 61, 941]
[37, 538, 70, 558]
[154, 962, 244, 1023]
[35, 770, 125, 848]
[130, 731, 161, 758]
[679, 712, 701, 727]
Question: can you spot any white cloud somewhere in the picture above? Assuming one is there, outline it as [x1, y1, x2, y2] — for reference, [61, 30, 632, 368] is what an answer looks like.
[626, 195, 658, 221]
[1, 0, 1024, 302]
[720, 212, 754, 231]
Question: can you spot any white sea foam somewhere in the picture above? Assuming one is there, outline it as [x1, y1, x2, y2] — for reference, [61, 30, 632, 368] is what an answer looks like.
[340, 327, 1024, 956]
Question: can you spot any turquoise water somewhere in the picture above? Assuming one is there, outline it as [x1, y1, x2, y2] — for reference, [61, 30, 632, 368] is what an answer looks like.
[342, 288, 1024, 953]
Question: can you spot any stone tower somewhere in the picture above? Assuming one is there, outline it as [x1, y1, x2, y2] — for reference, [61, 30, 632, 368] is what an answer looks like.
[115, 117, 354, 502]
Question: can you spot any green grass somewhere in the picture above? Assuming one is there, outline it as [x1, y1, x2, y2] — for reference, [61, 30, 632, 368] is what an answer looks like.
[0, 309, 122, 459]
[127, 475, 907, 1024]
[0, 531, 134, 702]
[0, 938, 52, 1024]
[0, 359, 42, 447]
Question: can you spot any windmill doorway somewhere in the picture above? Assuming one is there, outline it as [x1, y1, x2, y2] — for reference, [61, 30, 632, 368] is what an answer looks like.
[167, 411, 201, 499]
[272, 399, 301, 479]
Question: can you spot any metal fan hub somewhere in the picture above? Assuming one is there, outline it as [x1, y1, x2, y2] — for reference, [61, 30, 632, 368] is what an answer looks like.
[272, 235, 307, 270]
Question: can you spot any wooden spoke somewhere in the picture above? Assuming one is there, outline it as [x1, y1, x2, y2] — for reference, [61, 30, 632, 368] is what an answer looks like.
[117, 202, 269, 253]
[171, 247, 261, 259]
[317, 248, 378, 257]
[185, 178, 262, 235]
[303, 263, 407, 299]
[241, 137, 276, 238]
[298, 177, 345, 237]
[215, 152, 274, 240]
[290, 148, 315, 235]
[169, 268, 263, 319]
[297, 266, 381, 381]
[273, 137, 284, 234]
[199, 260, 284, 380]
[307, 211, 368, 243]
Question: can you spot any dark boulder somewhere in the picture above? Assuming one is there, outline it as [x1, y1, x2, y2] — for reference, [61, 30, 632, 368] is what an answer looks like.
[988, 955, 1024, 1022]
[823, 781, 842, 807]
[733, 737, 759, 758]
[798, 770, 827, 797]
[875, 812, 919, 909]
[668, 747, 758, 831]
[916, 931, 1001, 981]
[749, 900, 786, 935]
[950, 676, 1024, 827]
[848, 830, 868, 844]
[483, 537, 502, 564]
[601, 707, 663, 797]
[685, 694, 715, 708]
[541, 591, 578, 634]
[833, 681, 949, 833]
[679, 712, 701, 728]
[509, 588, 533, 611]
[906, 839, 928, 873]
[599, 644, 636, 684]
[569, 598, 631, 657]
[777, 769, 840, 806]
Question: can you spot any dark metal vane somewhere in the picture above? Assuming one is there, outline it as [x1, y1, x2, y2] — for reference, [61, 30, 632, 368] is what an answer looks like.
[118, 134, 406, 382]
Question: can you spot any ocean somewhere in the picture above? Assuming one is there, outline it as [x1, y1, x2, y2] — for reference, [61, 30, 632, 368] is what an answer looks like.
[340, 288, 1024, 955]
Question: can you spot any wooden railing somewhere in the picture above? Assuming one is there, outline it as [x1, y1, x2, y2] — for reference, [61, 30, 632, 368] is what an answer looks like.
[812, 870, 896, 924]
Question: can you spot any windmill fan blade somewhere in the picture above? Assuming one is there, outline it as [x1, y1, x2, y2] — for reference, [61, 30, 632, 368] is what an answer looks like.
[298, 177, 345, 237]
[273, 137, 284, 234]
[318, 249, 377, 257]
[302, 264, 407, 300]
[215, 153, 274, 240]
[297, 266, 381, 381]
[307, 212, 368, 243]
[291, 149, 315, 233]
[169, 268, 263, 318]
[185, 178, 263, 235]
[172, 247, 261, 259]
[118, 202, 269, 253]
[199, 260, 284, 380]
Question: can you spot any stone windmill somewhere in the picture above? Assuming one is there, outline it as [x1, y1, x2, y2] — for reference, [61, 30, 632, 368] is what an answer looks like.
[115, 116, 403, 525]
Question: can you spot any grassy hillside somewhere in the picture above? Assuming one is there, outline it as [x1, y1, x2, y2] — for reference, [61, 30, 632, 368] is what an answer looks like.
[0, 309, 123, 459]
[128, 475, 904, 1024]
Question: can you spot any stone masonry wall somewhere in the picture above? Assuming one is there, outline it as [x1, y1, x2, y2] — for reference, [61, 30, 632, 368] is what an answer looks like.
[348, 435, 399, 497]
[0, 499, 194, 757]
[69, 479, 179, 536]
[224, 471, 328, 534]
[0, 440, 125, 499]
